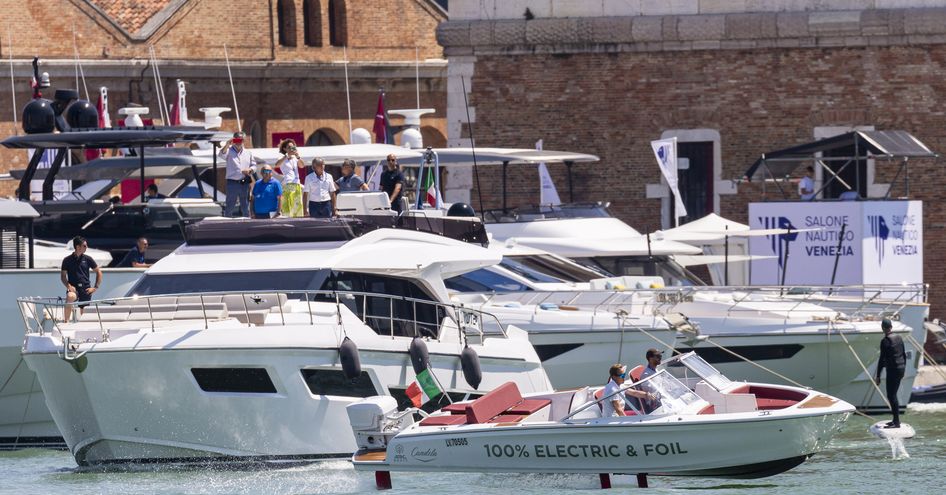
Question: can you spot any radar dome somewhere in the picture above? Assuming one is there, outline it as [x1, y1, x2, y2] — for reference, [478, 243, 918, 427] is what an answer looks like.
[65, 100, 99, 129]
[22, 99, 56, 134]
[447, 203, 476, 218]
[350, 127, 371, 144]
[400, 128, 423, 149]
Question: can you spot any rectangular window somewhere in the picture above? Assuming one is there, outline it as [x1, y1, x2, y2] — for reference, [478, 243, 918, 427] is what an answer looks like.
[191, 368, 277, 393]
[301, 369, 378, 397]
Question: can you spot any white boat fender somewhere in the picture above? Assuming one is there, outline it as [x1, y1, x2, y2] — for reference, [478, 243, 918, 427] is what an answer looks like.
[409, 337, 430, 374]
[461, 345, 482, 390]
[339, 337, 362, 380]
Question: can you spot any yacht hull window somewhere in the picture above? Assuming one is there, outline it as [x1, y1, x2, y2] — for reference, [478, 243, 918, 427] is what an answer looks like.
[130, 270, 332, 296]
[301, 369, 378, 397]
[678, 344, 805, 364]
[506, 255, 603, 283]
[191, 368, 278, 394]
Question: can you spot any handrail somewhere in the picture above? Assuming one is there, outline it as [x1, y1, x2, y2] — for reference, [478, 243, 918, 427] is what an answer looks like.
[17, 289, 509, 342]
[466, 283, 926, 321]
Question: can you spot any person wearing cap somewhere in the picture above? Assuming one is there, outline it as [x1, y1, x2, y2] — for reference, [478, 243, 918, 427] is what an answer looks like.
[601, 364, 656, 417]
[218, 131, 258, 217]
[875, 318, 906, 428]
[250, 165, 283, 219]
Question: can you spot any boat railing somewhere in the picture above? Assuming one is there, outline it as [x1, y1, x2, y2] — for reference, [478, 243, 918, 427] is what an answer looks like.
[470, 283, 927, 321]
[17, 289, 507, 343]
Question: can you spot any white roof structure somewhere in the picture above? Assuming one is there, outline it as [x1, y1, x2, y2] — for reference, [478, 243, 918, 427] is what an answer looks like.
[655, 213, 750, 244]
[0, 199, 40, 218]
[192, 143, 423, 166]
[399, 148, 599, 167]
[150, 228, 499, 279]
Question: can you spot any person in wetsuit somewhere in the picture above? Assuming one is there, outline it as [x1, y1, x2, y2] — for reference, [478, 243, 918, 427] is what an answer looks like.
[874, 318, 906, 428]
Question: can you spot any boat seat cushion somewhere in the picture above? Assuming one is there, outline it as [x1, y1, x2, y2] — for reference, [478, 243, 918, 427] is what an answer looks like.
[507, 399, 551, 415]
[756, 398, 798, 410]
[465, 382, 523, 424]
[442, 402, 471, 414]
[628, 365, 645, 382]
[419, 415, 468, 427]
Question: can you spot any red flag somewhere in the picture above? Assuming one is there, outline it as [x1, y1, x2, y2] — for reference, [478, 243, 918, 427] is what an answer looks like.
[405, 381, 423, 408]
[372, 91, 387, 144]
[85, 87, 111, 160]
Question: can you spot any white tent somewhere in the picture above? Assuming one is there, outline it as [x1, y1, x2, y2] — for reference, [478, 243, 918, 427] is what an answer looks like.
[654, 213, 751, 286]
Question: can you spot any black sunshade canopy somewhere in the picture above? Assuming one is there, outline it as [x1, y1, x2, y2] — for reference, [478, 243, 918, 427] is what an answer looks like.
[744, 130, 937, 181]
[0, 127, 230, 149]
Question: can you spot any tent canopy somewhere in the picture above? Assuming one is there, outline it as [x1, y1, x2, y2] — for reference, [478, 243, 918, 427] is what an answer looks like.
[655, 213, 750, 243]
[398, 148, 599, 167]
[744, 130, 936, 181]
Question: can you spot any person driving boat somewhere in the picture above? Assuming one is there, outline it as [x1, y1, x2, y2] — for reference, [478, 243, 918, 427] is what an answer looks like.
[602, 363, 655, 417]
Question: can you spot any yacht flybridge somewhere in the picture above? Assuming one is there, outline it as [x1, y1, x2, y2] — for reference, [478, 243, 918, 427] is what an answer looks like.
[347, 352, 853, 489]
[19, 218, 551, 466]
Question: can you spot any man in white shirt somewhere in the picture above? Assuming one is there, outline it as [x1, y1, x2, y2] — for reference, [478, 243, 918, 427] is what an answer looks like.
[303, 158, 337, 218]
[798, 165, 815, 201]
[218, 131, 258, 217]
[601, 364, 655, 417]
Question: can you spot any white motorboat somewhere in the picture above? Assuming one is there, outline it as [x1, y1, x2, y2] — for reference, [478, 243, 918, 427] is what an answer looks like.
[480, 204, 927, 412]
[19, 218, 552, 466]
[347, 352, 854, 488]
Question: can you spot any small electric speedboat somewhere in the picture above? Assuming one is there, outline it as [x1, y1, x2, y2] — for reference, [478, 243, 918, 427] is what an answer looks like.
[347, 352, 854, 489]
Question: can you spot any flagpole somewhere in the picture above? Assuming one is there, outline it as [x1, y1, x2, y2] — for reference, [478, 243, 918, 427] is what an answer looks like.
[343, 46, 353, 141]
[223, 43, 241, 133]
[414, 46, 420, 109]
[673, 137, 680, 228]
[8, 29, 17, 136]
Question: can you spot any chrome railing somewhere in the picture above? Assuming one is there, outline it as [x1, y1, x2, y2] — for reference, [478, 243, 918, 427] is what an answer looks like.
[467, 283, 927, 321]
[17, 289, 507, 343]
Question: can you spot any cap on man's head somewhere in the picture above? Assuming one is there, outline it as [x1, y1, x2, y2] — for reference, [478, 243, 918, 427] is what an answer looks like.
[646, 348, 663, 359]
[233, 132, 245, 139]
[881, 318, 893, 331]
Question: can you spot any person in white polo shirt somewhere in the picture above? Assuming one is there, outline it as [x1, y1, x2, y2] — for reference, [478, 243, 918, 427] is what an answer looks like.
[601, 363, 655, 417]
[303, 157, 337, 218]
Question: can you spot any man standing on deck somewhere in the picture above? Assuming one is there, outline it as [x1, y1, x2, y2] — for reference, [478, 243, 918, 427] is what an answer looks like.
[380, 154, 405, 213]
[219, 131, 258, 217]
[875, 318, 906, 428]
[60, 236, 103, 322]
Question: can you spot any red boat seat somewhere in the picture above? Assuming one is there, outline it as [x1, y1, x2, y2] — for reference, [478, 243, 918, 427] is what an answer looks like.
[419, 415, 468, 427]
[698, 404, 715, 415]
[442, 402, 471, 414]
[506, 399, 551, 415]
[465, 382, 523, 424]
[628, 365, 645, 382]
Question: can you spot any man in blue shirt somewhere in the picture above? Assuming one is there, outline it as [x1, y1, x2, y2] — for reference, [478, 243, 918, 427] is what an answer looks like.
[119, 237, 150, 267]
[250, 165, 283, 218]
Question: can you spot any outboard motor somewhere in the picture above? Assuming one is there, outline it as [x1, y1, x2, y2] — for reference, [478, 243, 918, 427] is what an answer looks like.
[346, 396, 413, 450]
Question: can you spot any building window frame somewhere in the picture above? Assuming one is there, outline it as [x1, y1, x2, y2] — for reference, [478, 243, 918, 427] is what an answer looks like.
[303, 0, 322, 47]
[328, 0, 347, 47]
[277, 0, 297, 47]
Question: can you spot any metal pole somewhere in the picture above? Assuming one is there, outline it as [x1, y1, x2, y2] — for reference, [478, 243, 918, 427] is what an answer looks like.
[780, 228, 792, 287]
[829, 222, 847, 286]
[565, 161, 574, 202]
[724, 233, 729, 286]
[646, 232, 652, 259]
[27, 218, 33, 269]
[212, 142, 219, 202]
[501, 161, 507, 212]
[139, 145, 146, 202]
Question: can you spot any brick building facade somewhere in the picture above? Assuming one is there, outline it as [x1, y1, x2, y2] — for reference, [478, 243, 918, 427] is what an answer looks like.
[438, 1, 946, 317]
[0, 0, 448, 187]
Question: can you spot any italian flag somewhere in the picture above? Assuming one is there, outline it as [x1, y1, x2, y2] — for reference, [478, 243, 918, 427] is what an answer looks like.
[406, 368, 442, 407]
[420, 167, 441, 207]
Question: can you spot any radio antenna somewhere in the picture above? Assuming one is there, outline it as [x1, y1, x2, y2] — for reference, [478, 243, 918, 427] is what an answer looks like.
[223, 43, 241, 132]
[460, 76, 484, 218]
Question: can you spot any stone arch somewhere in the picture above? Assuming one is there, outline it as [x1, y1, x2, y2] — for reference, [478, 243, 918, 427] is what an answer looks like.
[306, 127, 344, 146]
[420, 126, 446, 148]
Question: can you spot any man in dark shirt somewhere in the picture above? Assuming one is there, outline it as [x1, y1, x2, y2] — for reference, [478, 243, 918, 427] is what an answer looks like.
[875, 318, 907, 428]
[60, 236, 103, 321]
[380, 154, 405, 213]
[118, 237, 150, 268]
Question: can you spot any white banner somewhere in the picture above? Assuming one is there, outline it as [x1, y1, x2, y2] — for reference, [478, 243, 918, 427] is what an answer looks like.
[536, 139, 561, 205]
[651, 138, 686, 222]
[29, 149, 72, 201]
[748, 200, 922, 286]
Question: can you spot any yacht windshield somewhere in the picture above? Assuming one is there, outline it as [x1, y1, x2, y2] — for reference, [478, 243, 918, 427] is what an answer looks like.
[575, 255, 705, 287]
[497, 258, 565, 284]
[661, 353, 732, 391]
[444, 268, 532, 293]
[129, 270, 332, 295]
[484, 203, 612, 223]
[634, 371, 702, 415]
[506, 254, 602, 282]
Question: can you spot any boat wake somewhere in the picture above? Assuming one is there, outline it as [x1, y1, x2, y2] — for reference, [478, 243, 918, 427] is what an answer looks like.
[907, 402, 946, 413]
[868, 421, 915, 459]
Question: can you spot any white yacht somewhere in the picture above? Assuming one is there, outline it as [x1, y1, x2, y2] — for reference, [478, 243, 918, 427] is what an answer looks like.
[19, 218, 551, 466]
[480, 204, 927, 412]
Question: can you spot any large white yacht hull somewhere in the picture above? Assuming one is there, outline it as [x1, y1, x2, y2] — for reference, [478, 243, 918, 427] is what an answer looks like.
[0, 269, 142, 449]
[23, 328, 549, 466]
